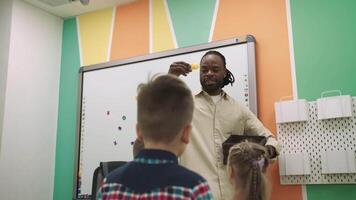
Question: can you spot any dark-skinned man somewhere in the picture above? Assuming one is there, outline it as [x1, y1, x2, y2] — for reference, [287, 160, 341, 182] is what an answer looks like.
[134, 50, 280, 200]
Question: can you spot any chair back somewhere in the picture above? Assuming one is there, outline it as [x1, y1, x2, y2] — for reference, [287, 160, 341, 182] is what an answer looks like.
[91, 161, 127, 199]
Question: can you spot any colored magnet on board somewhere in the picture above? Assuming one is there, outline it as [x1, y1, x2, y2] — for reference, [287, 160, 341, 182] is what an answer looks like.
[122, 115, 126, 120]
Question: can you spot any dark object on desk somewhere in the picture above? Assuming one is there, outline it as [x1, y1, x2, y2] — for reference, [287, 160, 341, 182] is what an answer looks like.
[91, 161, 127, 200]
[222, 135, 267, 164]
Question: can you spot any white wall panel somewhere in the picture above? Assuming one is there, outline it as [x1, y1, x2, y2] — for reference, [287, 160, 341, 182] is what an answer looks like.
[0, 1, 62, 199]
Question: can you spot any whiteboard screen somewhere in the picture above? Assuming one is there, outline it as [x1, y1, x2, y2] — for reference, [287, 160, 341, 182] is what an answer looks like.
[74, 37, 257, 199]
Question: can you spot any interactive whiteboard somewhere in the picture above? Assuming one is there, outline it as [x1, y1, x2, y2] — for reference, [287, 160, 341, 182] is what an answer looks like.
[74, 36, 257, 199]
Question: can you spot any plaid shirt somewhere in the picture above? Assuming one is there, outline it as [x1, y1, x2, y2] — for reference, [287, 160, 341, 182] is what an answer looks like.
[97, 149, 213, 200]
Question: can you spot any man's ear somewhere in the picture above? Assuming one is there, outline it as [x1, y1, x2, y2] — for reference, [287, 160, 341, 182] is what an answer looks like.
[181, 124, 192, 144]
[136, 124, 143, 141]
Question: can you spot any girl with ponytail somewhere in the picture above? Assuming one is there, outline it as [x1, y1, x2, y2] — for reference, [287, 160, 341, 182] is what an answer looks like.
[227, 141, 271, 200]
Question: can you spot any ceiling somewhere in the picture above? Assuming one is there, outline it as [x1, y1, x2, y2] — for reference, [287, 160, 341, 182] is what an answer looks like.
[24, 0, 136, 18]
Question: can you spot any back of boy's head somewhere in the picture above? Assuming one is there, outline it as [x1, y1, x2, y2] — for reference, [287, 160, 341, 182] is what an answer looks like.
[228, 141, 269, 200]
[137, 74, 194, 143]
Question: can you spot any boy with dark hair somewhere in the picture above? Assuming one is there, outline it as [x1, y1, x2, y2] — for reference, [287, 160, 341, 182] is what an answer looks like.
[97, 74, 213, 200]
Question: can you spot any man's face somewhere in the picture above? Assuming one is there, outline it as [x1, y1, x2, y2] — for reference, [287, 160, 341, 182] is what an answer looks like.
[199, 54, 227, 95]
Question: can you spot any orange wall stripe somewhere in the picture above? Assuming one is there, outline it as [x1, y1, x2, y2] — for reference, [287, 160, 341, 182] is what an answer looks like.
[213, 0, 301, 200]
[110, 0, 149, 60]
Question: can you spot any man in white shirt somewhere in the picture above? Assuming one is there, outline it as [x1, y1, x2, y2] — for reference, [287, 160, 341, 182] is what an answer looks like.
[168, 50, 281, 200]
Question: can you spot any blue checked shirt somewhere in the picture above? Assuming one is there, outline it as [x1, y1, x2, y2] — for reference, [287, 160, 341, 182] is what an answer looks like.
[97, 149, 213, 200]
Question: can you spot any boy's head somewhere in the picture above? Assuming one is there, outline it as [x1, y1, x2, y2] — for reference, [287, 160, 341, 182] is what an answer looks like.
[136, 74, 194, 152]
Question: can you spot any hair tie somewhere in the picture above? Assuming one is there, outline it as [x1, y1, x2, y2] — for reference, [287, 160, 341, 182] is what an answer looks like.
[252, 157, 265, 171]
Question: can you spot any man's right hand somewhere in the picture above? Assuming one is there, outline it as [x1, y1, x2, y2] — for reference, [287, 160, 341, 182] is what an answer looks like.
[168, 61, 192, 77]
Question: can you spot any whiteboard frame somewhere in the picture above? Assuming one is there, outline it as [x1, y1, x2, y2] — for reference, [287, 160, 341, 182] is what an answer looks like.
[73, 35, 257, 200]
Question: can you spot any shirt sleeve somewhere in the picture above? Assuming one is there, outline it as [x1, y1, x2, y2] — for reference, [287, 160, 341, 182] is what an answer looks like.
[241, 104, 282, 155]
[192, 181, 214, 200]
[96, 187, 103, 200]
[96, 178, 107, 200]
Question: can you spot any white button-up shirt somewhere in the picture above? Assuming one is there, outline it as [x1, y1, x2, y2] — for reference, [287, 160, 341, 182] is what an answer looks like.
[180, 90, 281, 200]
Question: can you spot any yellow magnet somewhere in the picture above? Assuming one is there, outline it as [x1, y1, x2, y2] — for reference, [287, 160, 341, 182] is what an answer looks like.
[191, 63, 199, 70]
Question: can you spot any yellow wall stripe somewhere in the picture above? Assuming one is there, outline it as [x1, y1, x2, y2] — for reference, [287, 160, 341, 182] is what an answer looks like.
[78, 8, 114, 66]
[151, 0, 175, 52]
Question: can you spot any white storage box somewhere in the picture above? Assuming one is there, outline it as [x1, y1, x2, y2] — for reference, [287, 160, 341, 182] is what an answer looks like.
[279, 152, 311, 176]
[321, 150, 356, 174]
[316, 91, 352, 120]
[275, 98, 309, 123]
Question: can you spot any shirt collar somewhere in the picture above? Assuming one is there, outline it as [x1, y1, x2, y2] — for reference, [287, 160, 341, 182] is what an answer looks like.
[196, 90, 228, 100]
[134, 149, 178, 164]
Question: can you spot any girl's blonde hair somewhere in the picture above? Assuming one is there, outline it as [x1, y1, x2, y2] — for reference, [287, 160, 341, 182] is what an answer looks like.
[227, 141, 270, 200]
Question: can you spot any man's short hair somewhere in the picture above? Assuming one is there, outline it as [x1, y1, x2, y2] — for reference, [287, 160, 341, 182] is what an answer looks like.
[137, 74, 194, 143]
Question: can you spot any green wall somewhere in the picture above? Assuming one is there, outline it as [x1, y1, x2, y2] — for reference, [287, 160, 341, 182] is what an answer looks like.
[290, 0, 356, 199]
[167, 0, 216, 47]
[53, 18, 80, 200]
[291, 0, 356, 101]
